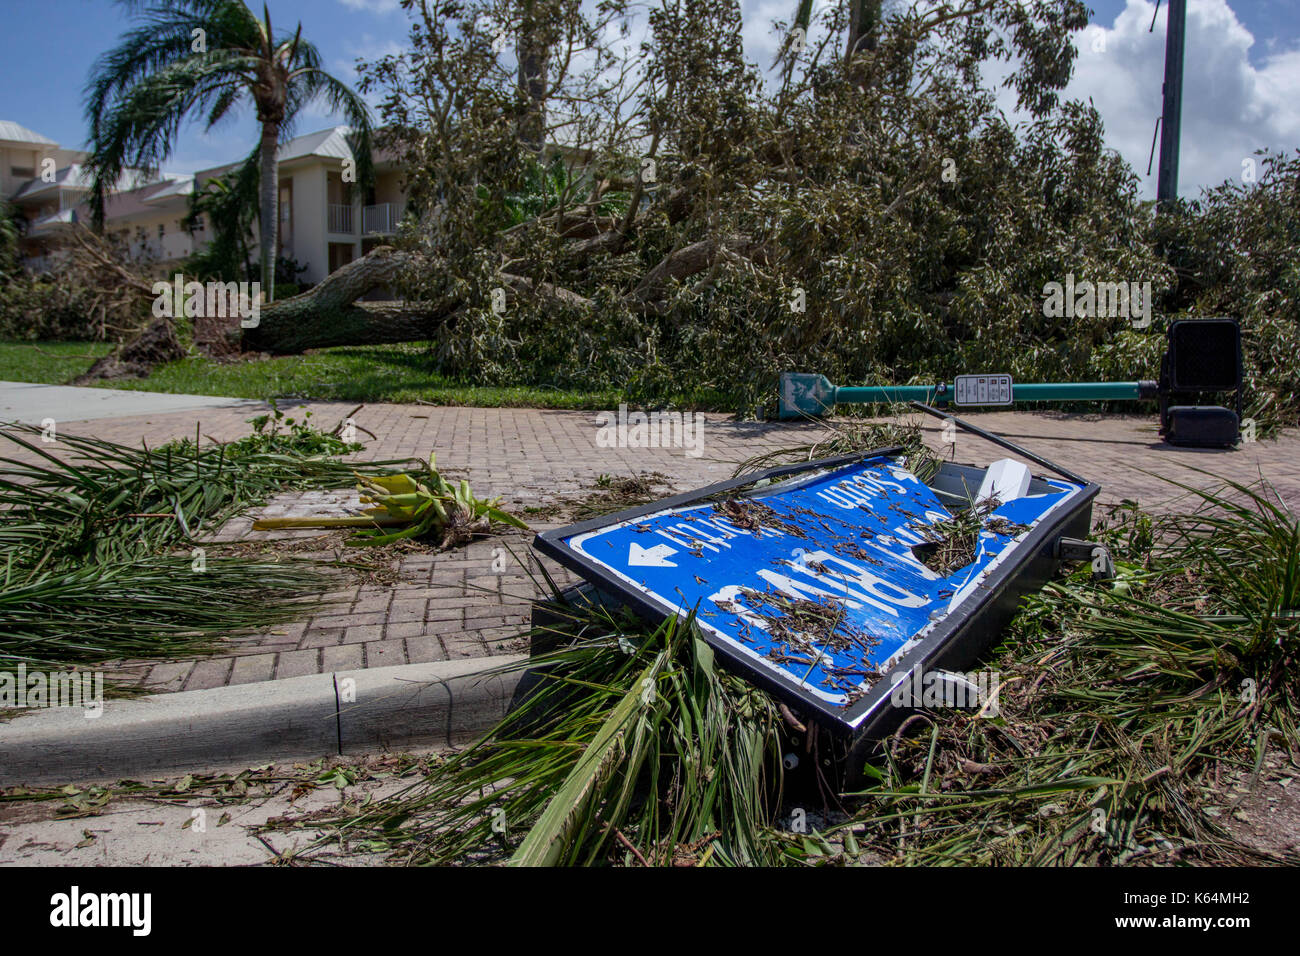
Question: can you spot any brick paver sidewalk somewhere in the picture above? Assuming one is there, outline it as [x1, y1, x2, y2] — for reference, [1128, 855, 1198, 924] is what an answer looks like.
[11, 401, 1299, 693]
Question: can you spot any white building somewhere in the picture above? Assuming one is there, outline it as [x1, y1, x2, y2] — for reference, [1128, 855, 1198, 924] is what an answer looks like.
[3, 120, 409, 285]
[193, 125, 407, 284]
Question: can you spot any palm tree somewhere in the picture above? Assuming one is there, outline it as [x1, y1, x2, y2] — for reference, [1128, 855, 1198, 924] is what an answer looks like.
[84, 0, 374, 302]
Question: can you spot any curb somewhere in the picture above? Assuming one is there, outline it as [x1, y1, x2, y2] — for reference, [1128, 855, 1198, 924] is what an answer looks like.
[0, 655, 528, 787]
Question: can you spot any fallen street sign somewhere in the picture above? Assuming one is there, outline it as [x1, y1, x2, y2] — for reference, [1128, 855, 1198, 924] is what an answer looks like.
[533, 445, 1098, 752]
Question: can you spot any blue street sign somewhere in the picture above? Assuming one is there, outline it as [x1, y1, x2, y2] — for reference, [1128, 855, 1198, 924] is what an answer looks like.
[538, 450, 1092, 734]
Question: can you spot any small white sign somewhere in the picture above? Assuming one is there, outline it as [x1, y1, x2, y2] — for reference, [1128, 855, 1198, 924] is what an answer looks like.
[954, 374, 1013, 406]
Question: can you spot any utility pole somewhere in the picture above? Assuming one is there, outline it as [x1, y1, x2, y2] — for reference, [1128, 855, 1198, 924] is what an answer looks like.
[1156, 0, 1187, 209]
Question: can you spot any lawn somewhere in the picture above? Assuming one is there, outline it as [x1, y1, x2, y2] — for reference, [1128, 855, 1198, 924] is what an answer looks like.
[0, 341, 112, 383]
[0, 340, 619, 409]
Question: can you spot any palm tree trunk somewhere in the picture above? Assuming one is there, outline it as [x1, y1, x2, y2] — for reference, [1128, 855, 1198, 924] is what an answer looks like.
[258, 121, 279, 303]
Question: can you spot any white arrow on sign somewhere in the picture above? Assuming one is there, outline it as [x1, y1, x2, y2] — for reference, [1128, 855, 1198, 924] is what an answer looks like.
[628, 542, 678, 568]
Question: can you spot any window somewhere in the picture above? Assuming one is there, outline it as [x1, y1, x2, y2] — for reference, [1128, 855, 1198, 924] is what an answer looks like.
[10, 166, 34, 180]
[158, 223, 165, 239]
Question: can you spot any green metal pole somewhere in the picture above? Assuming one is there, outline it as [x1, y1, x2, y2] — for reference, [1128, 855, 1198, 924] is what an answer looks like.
[833, 381, 1154, 406]
[1000, 382, 1150, 401]
[835, 385, 944, 404]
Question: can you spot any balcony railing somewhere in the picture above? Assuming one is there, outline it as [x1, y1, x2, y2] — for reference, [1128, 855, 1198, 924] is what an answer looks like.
[328, 203, 355, 234]
[362, 202, 404, 235]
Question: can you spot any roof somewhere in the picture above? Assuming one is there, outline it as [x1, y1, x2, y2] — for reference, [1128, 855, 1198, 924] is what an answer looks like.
[279, 125, 357, 163]
[144, 176, 194, 202]
[95, 175, 193, 220]
[196, 125, 372, 179]
[22, 172, 194, 234]
[12, 165, 180, 202]
[11, 164, 96, 200]
[0, 120, 58, 147]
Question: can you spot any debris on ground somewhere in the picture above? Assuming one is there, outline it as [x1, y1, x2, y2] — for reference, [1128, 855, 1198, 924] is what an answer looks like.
[251, 453, 527, 549]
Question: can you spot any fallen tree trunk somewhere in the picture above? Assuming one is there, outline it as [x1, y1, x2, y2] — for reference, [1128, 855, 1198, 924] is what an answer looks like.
[241, 218, 766, 353]
[242, 245, 459, 353]
[245, 299, 461, 354]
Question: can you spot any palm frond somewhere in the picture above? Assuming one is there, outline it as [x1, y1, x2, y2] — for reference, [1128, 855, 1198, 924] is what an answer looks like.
[300, 602, 788, 866]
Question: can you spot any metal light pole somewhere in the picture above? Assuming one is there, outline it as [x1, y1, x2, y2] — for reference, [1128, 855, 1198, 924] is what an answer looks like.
[1156, 0, 1187, 208]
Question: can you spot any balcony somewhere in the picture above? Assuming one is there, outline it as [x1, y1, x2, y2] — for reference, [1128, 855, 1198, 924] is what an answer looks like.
[327, 203, 355, 234]
[362, 202, 404, 235]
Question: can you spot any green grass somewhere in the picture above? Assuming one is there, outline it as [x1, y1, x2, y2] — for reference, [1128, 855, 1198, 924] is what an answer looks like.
[0, 339, 702, 410]
[107, 341, 618, 409]
[0, 341, 112, 383]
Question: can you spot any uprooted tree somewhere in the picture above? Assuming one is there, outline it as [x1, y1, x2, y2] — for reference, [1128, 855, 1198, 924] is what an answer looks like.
[242, 246, 449, 352]
[215, 0, 1296, 423]
[1, 1, 1292, 421]
[245, 0, 1169, 401]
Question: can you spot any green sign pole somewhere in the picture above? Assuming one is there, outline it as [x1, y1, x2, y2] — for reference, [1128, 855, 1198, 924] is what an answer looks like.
[779, 373, 1160, 418]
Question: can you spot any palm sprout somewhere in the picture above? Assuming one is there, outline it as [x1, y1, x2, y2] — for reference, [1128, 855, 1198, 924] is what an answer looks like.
[250, 455, 527, 548]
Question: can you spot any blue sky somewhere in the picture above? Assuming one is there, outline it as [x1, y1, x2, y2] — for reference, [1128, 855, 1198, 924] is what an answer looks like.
[2, 0, 1297, 197]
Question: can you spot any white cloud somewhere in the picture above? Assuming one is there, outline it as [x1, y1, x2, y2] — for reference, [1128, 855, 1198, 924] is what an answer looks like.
[1065, 0, 1300, 197]
[741, 0, 847, 73]
[336, 0, 402, 13]
[741, 0, 802, 67]
[743, 0, 1299, 199]
[329, 34, 408, 81]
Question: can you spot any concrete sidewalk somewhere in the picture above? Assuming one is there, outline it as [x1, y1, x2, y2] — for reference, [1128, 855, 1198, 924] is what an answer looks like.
[0, 380, 257, 425]
[0, 753, 410, 866]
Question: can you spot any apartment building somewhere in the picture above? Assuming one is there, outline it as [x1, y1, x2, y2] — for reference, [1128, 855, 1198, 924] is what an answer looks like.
[3, 120, 408, 285]
[0, 120, 86, 203]
[3, 120, 195, 275]
[192, 125, 406, 284]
